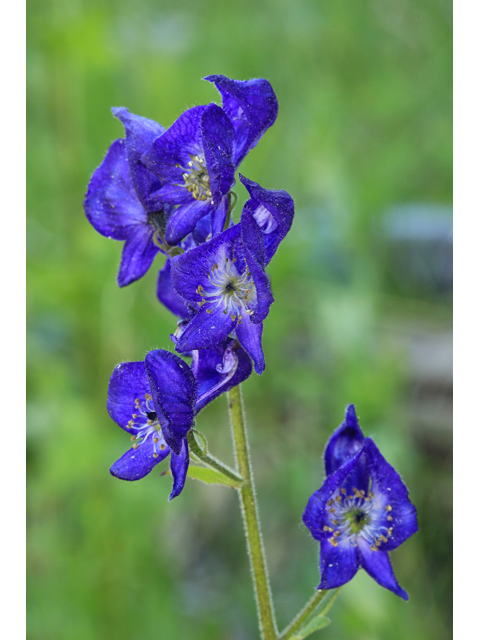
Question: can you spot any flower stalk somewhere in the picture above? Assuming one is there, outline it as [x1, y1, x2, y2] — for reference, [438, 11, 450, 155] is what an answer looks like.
[227, 385, 278, 640]
[187, 429, 243, 486]
[278, 590, 329, 640]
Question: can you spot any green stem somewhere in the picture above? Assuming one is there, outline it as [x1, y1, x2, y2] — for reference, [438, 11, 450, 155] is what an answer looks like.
[187, 430, 243, 485]
[278, 590, 329, 640]
[227, 385, 278, 640]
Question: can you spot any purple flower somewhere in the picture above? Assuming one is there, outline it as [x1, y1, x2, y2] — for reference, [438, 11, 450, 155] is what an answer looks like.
[157, 259, 191, 318]
[170, 223, 274, 374]
[107, 345, 251, 499]
[84, 108, 173, 287]
[324, 404, 366, 477]
[239, 175, 294, 265]
[191, 338, 253, 412]
[141, 104, 234, 246]
[303, 405, 418, 600]
[205, 75, 278, 166]
[142, 76, 278, 245]
[107, 351, 195, 499]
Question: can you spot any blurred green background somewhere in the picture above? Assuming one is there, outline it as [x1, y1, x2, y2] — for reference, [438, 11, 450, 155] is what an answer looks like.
[27, 0, 452, 638]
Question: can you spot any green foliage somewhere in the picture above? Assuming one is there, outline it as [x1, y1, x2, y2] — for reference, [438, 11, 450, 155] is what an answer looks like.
[166, 463, 241, 489]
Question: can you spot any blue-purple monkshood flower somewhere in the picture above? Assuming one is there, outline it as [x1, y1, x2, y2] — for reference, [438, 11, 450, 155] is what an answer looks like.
[141, 103, 234, 246]
[156, 176, 294, 322]
[107, 351, 195, 500]
[170, 223, 274, 374]
[107, 345, 251, 499]
[303, 405, 418, 600]
[141, 75, 278, 246]
[84, 108, 174, 287]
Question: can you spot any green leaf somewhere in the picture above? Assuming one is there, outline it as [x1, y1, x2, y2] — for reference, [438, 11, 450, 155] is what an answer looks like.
[163, 464, 240, 488]
[291, 615, 330, 640]
[188, 464, 241, 487]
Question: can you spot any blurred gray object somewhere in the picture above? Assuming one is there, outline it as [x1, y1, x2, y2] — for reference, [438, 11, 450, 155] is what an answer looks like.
[383, 204, 453, 295]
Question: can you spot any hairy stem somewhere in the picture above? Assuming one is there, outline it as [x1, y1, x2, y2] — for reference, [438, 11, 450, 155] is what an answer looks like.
[227, 385, 277, 640]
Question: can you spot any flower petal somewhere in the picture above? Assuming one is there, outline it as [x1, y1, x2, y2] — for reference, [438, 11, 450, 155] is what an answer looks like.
[165, 199, 212, 246]
[362, 439, 418, 551]
[157, 260, 190, 318]
[170, 225, 241, 302]
[240, 208, 274, 323]
[149, 183, 192, 206]
[107, 361, 150, 433]
[144, 350, 197, 454]
[84, 139, 147, 240]
[112, 107, 165, 206]
[169, 438, 190, 500]
[192, 213, 212, 245]
[110, 440, 170, 481]
[318, 538, 359, 590]
[117, 223, 159, 287]
[175, 304, 237, 353]
[201, 103, 235, 206]
[193, 339, 253, 413]
[324, 404, 365, 476]
[302, 452, 364, 540]
[112, 107, 165, 156]
[211, 194, 230, 237]
[239, 175, 294, 264]
[142, 105, 206, 183]
[204, 75, 278, 165]
[358, 542, 409, 600]
[235, 316, 265, 374]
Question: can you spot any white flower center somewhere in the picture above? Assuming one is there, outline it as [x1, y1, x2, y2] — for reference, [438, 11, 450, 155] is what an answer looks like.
[196, 249, 256, 322]
[127, 393, 168, 458]
[324, 487, 395, 551]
